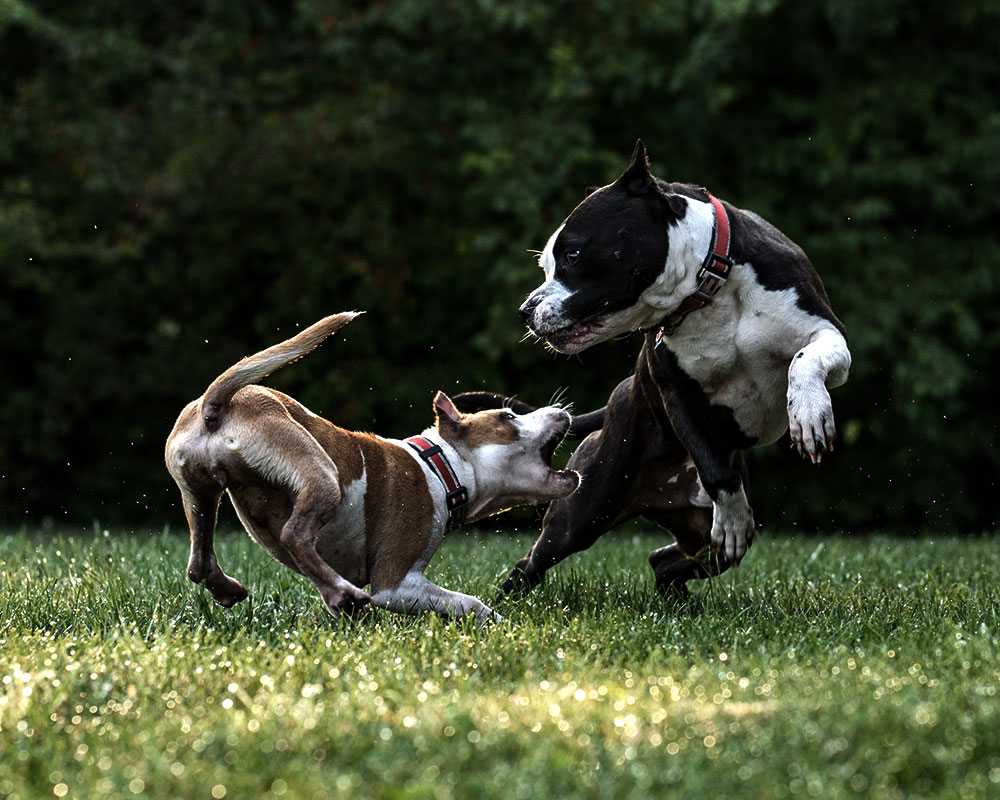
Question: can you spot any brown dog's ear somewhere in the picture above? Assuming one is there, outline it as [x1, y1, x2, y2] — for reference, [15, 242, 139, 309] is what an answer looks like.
[433, 391, 462, 433]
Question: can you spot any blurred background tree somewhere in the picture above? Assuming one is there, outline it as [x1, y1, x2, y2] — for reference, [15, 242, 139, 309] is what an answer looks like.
[1, 0, 997, 533]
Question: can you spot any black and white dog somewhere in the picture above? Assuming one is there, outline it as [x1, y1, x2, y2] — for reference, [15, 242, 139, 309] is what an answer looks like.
[462, 140, 851, 596]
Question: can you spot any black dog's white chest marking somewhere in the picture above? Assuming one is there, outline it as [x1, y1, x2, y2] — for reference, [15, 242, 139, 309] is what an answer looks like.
[662, 271, 845, 447]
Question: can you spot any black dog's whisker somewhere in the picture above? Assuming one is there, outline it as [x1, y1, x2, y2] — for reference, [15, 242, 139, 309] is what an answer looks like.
[492, 139, 851, 601]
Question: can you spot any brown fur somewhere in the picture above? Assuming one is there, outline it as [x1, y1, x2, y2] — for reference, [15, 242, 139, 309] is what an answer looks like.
[355, 435, 435, 591]
[461, 414, 521, 448]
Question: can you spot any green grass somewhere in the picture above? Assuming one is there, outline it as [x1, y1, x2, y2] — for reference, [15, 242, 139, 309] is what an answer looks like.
[2, 525, 1000, 799]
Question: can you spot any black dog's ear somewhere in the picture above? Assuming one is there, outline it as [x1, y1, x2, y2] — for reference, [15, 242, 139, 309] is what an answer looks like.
[583, 185, 602, 198]
[619, 139, 686, 218]
[618, 139, 656, 197]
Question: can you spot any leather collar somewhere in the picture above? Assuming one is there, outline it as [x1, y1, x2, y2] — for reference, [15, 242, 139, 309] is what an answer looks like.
[655, 192, 733, 344]
[404, 436, 469, 530]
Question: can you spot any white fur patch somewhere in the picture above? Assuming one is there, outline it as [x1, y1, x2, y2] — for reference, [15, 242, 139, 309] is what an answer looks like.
[230, 435, 310, 493]
[539, 222, 565, 280]
[710, 486, 754, 563]
[665, 268, 847, 447]
[787, 328, 851, 462]
[525, 279, 575, 336]
[635, 198, 716, 322]
[684, 461, 713, 508]
[528, 223, 591, 337]
[329, 470, 367, 539]
[314, 469, 368, 582]
[370, 570, 499, 623]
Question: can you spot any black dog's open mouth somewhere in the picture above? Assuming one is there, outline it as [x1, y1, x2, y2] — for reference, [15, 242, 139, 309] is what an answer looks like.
[543, 316, 606, 352]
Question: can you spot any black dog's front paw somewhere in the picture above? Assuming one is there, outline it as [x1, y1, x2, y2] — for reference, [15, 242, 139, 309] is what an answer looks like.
[498, 560, 544, 598]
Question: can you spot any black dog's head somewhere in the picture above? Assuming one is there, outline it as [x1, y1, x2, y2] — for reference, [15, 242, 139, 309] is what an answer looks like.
[519, 140, 696, 353]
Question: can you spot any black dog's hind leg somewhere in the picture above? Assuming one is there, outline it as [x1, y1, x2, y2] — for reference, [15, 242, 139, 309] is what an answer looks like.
[646, 451, 749, 596]
[647, 541, 724, 599]
[501, 378, 643, 595]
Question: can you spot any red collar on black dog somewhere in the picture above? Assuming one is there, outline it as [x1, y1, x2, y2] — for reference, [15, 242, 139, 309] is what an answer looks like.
[404, 436, 469, 530]
[655, 193, 734, 343]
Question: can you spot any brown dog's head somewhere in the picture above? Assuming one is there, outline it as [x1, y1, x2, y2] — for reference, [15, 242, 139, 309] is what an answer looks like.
[432, 392, 579, 521]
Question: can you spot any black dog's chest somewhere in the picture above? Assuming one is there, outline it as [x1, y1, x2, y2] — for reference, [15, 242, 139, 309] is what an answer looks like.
[647, 266, 830, 448]
[647, 339, 769, 452]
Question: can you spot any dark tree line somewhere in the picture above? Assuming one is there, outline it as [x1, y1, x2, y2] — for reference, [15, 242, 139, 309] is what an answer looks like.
[1, 0, 997, 532]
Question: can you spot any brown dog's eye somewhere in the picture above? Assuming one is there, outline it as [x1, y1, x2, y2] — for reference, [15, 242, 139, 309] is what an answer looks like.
[502, 411, 516, 421]
[566, 250, 580, 266]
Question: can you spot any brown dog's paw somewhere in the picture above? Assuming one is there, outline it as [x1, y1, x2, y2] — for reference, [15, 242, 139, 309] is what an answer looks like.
[206, 574, 249, 607]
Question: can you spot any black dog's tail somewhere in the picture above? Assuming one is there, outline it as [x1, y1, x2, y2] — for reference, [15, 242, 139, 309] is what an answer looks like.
[452, 391, 605, 440]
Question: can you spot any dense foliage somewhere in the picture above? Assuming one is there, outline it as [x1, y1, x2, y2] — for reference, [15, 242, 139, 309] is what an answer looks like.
[1, 0, 997, 531]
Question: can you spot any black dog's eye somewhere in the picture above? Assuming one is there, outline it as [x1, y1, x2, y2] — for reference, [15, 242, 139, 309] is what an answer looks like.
[565, 250, 580, 266]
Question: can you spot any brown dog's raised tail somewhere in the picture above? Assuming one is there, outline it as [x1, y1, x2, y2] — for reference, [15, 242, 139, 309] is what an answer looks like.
[200, 311, 361, 431]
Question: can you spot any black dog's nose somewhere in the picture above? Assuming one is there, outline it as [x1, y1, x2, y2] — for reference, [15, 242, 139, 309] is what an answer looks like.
[519, 295, 539, 324]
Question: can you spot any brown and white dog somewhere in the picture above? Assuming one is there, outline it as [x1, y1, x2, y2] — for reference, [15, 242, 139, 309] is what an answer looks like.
[165, 312, 579, 623]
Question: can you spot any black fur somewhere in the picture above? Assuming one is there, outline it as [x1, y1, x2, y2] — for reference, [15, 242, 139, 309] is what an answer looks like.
[503, 140, 848, 597]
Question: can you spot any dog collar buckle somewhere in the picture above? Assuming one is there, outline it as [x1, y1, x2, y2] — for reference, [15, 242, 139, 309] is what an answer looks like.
[446, 487, 468, 514]
[694, 252, 734, 301]
[405, 436, 469, 530]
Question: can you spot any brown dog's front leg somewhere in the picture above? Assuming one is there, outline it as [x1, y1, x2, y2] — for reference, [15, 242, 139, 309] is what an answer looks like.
[278, 498, 371, 617]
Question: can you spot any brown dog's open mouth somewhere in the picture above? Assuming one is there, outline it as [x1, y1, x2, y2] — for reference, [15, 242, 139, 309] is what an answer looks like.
[540, 435, 559, 466]
[539, 424, 579, 490]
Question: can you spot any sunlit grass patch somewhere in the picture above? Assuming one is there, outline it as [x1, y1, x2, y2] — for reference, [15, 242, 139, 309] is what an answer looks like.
[2, 527, 1000, 798]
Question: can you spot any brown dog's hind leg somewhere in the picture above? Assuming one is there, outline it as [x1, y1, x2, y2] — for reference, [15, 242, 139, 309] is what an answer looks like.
[181, 488, 249, 607]
[227, 407, 372, 618]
